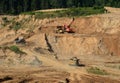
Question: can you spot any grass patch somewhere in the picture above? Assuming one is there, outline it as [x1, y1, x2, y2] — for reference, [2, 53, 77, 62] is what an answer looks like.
[9, 45, 26, 55]
[21, 11, 35, 15]
[21, 7, 105, 19]
[87, 67, 109, 75]
[0, 46, 26, 56]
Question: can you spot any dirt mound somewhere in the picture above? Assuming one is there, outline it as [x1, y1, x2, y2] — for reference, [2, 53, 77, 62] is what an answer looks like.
[73, 16, 120, 34]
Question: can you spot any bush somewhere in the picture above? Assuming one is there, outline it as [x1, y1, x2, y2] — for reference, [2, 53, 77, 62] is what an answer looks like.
[87, 67, 109, 75]
[9, 45, 26, 55]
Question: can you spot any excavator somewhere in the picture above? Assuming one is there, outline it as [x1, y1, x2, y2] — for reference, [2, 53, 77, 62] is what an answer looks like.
[55, 18, 75, 33]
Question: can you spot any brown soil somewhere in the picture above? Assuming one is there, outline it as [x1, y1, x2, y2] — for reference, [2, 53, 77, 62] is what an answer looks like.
[0, 7, 120, 83]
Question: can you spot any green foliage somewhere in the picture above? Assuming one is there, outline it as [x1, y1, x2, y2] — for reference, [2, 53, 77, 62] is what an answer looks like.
[0, 0, 119, 15]
[9, 45, 26, 55]
[21, 11, 35, 15]
[34, 11, 59, 19]
[67, 7, 105, 16]
[32, 7, 105, 19]
[87, 67, 109, 75]
[93, 6, 104, 9]
[0, 45, 26, 55]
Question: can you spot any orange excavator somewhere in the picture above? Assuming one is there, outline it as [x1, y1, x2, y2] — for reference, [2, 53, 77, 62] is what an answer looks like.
[55, 18, 75, 33]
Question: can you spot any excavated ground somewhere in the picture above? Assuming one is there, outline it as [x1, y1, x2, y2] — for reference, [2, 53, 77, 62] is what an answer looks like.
[0, 7, 120, 83]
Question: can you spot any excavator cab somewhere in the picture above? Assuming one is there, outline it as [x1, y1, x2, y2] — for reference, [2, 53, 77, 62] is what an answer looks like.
[55, 26, 64, 33]
[63, 25, 74, 33]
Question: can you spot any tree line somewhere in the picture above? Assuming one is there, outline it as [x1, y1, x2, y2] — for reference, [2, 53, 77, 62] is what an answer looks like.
[0, 0, 120, 15]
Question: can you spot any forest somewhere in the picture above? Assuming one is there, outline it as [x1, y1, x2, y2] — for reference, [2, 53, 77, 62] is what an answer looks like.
[0, 0, 120, 15]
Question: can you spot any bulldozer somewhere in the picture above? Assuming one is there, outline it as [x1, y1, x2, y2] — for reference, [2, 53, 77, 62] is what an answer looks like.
[55, 18, 75, 33]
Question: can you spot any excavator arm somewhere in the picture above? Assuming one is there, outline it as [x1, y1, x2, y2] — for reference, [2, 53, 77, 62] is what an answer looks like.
[68, 18, 75, 27]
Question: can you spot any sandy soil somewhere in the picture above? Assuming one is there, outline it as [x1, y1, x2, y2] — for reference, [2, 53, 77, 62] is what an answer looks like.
[0, 7, 120, 83]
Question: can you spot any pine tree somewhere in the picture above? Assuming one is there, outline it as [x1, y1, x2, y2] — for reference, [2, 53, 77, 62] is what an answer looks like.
[0, 0, 119, 14]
